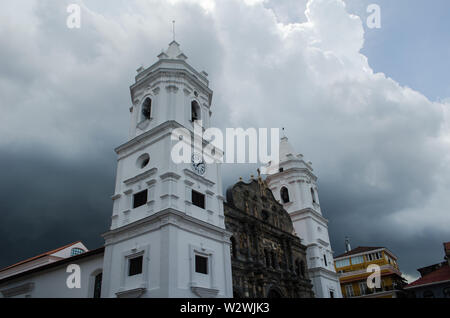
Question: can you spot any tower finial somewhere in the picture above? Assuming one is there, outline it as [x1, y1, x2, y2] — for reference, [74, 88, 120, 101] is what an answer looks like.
[172, 20, 176, 42]
[345, 236, 351, 253]
[282, 127, 286, 138]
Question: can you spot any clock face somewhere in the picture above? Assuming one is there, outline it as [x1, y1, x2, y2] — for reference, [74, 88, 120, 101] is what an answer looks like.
[191, 153, 206, 176]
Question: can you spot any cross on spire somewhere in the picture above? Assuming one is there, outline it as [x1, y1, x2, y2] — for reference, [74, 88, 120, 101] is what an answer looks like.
[172, 20, 176, 42]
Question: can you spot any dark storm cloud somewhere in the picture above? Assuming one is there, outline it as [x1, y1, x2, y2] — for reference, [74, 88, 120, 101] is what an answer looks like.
[0, 147, 115, 268]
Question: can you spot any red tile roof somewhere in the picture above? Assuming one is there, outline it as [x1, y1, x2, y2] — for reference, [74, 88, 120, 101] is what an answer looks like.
[0, 241, 82, 273]
[335, 246, 384, 258]
[405, 263, 450, 289]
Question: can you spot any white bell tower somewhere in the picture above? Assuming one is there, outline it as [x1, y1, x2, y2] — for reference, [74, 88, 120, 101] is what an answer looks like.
[265, 136, 342, 298]
[101, 41, 233, 298]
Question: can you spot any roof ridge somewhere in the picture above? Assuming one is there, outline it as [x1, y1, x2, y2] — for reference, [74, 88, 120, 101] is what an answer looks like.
[335, 246, 385, 258]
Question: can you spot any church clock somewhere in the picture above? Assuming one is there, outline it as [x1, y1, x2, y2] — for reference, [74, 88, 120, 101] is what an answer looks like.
[191, 152, 206, 176]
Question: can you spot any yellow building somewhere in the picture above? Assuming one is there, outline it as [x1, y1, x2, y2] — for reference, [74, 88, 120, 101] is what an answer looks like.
[334, 246, 407, 298]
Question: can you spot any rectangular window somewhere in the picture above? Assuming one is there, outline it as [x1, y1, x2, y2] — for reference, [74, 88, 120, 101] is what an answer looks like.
[128, 256, 143, 276]
[351, 255, 364, 265]
[323, 254, 328, 267]
[359, 282, 368, 295]
[192, 190, 205, 209]
[133, 190, 148, 208]
[345, 285, 354, 297]
[195, 255, 208, 274]
[335, 258, 350, 268]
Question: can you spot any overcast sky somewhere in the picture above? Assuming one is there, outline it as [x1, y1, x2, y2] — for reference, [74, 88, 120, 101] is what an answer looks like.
[0, 0, 449, 282]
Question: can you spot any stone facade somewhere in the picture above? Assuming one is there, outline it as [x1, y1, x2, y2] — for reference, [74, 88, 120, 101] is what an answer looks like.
[266, 136, 342, 298]
[224, 176, 314, 298]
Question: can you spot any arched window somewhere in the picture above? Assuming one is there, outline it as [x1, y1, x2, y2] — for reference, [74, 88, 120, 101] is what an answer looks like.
[230, 236, 237, 258]
[280, 187, 290, 203]
[191, 101, 201, 122]
[311, 188, 316, 203]
[142, 98, 152, 120]
[93, 272, 102, 298]
[71, 248, 84, 256]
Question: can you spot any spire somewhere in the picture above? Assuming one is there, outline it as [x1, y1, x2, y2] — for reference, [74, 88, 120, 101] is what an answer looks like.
[279, 135, 298, 163]
[157, 21, 188, 61]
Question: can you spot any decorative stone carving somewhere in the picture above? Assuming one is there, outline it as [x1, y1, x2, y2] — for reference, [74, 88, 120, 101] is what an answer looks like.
[224, 178, 314, 298]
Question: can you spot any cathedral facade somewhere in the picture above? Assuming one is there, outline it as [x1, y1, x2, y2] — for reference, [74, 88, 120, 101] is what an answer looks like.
[225, 177, 314, 298]
[0, 41, 338, 298]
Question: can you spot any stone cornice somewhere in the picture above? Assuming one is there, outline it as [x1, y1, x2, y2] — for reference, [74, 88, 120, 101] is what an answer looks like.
[102, 208, 232, 246]
[131, 65, 212, 105]
[289, 208, 328, 226]
[123, 168, 158, 186]
[183, 169, 215, 187]
[115, 120, 182, 155]
[159, 172, 182, 180]
[308, 267, 340, 280]
[135, 59, 209, 87]
[266, 166, 317, 183]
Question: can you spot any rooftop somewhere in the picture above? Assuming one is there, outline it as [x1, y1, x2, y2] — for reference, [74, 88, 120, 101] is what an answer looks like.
[0, 241, 83, 273]
[405, 263, 450, 289]
[335, 246, 385, 259]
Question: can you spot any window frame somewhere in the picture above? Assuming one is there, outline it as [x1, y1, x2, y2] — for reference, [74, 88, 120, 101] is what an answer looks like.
[345, 284, 355, 297]
[128, 255, 144, 277]
[133, 190, 148, 209]
[280, 186, 290, 203]
[189, 245, 215, 290]
[195, 255, 209, 275]
[191, 100, 201, 122]
[120, 245, 150, 291]
[359, 282, 368, 296]
[192, 190, 205, 209]
[141, 97, 152, 121]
